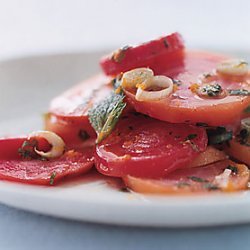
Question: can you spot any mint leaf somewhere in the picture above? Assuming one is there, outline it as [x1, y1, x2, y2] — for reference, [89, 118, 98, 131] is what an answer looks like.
[88, 93, 126, 143]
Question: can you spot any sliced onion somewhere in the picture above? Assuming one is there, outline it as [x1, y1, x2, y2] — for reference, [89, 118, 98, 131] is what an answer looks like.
[214, 168, 232, 188]
[28, 130, 65, 159]
[121, 68, 154, 89]
[216, 59, 249, 77]
[135, 75, 173, 101]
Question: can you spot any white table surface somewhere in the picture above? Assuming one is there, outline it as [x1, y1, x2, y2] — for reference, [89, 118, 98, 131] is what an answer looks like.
[0, 0, 250, 249]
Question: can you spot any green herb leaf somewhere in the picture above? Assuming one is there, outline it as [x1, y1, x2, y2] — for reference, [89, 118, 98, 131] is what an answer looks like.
[228, 89, 250, 96]
[172, 79, 182, 86]
[196, 122, 209, 127]
[110, 74, 122, 91]
[202, 183, 220, 191]
[201, 83, 222, 97]
[203, 73, 213, 79]
[111, 46, 130, 63]
[177, 182, 191, 188]
[236, 117, 250, 146]
[50, 172, 56, 185]
[226, 165, 238, 174]
[18, 139, 47, 161]
[188, 176, 209, 183]
[88, 93, 126, 143]
[244, 106, 250, 113]
[185, 134, 197, 140]
[183, 134, 199, 152]
[207, 127, 233, 145]
[236, 129, 250, 146]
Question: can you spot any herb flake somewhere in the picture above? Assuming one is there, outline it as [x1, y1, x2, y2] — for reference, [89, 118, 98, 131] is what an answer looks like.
[228, 89, 250, 96]
[207, 127, 233, 145]
[244, 106, 250, 113]
[172, 79, 182, 86]
[226, 165, 238, 174]
[177, 182, 191, 188]
[111, 46, 130, 63]
[188, 176, 209, 183]
[200, 83, 223, 97]
[196, 122, 209, 127]
[18, 139, 47, 160]
[236, 129, 250, 146]
[50, 172, 56, 185]
[110, 74, 122, 91]
[202, 183, 220, 191]
[203, 73, 213, 78]
[185, 134, 197, 141]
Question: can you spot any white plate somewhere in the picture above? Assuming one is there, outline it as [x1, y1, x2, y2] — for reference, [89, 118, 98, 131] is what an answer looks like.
[0, 51, 249, 227]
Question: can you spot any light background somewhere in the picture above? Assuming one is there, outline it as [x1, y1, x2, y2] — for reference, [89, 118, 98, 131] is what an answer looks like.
[0, 0, 249, 60]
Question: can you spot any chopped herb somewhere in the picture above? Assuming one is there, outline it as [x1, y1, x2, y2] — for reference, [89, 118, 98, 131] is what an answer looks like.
[244, 106, 250, 113]
[50, 172, 56, 185]
[228, 89, 250, 96]
[239, 118, 250, 143]
[18, 139, 37, 159]
[18, 139, 47, 160]
[207, 127, 233, 145]
[88, 93, 126, 143]
[203, 183, 220, 191]
[236, 129, 250, 146]
[111, 74, 123, 91]
[78, 130, 90, 141]
[188, 176, 209, 183]
[172, 79, 182, 86]
[111, 46, 130, 63]
[185, 134, 197, 140]
[200, 83, 223, 97]
[196, 122, 209, 127]
[177, 182, 191, 188]
[163, 38, 169, 48]
[226, 165, 238, 174]
[188, 176, 219, 190]
[203, 73, 213, 78]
